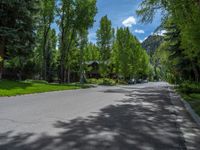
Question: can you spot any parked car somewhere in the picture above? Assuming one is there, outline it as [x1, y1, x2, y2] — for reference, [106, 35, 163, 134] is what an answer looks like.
[128, 79, 136, 84]
[136, 79, 143, 83]
[128, 79, 148, 84]
[143, 79, 148, 83]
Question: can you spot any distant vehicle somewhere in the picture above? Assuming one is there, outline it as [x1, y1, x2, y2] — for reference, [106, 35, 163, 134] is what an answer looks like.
[143, 79, 148, 83]
[128, 79, 148, 84]
[136, 79, 143, 83]
[128, 79, 136, 84]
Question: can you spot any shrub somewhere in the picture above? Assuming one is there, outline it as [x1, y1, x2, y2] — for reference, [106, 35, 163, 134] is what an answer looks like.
[87, 78, 116, 86]
[179, 81, 200, 94]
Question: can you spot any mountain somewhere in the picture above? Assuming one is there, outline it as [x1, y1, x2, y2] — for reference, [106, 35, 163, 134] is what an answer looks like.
[142, 35, 164, 56]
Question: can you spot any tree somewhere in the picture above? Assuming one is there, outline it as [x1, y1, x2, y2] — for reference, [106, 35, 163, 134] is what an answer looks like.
[38, 0, 55, 80]
[112, 27, 150, 80]
[0, 0, 38, 80]
[79, 30, 88, 84]
[84, 43, 100, 62]
[46, 29, 58, 82]
[115, 28, 131, 79]
[57, 0, 97, 83]
[137, 0, 200, 82]
[96, 16, 113, 78]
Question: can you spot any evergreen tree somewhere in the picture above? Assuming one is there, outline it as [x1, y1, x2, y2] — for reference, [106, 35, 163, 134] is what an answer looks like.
[0, 0, 38, 79]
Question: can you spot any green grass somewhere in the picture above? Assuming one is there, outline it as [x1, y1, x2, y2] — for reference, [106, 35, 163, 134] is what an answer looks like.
[0, 80, 90, 97]
[177, 82, 200, 116]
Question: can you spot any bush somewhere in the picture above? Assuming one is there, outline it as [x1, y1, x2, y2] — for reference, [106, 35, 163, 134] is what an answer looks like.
[100, 78, 116, 86]
[117, 80, 128, 85]
[87, 78, 116, 86]
[179, 81, 200, 93]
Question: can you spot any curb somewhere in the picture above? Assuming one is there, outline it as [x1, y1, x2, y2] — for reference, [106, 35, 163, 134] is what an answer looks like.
[168, 86, 200, 150]
[180, 97, 200, 127]
[168, 85, 200, 127]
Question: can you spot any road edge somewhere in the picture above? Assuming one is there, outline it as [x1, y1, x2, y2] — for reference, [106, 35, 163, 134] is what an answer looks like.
[168, 85, 200, 150]
[180, 97, 200, 127]
[168, 85, 200, 127]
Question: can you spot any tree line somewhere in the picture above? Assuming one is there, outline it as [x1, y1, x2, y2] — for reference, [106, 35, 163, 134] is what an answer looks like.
[137, 0, 200, 83]
[0, 0, 150, 83]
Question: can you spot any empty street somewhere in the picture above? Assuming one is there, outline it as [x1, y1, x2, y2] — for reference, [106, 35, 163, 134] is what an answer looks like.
[0, 82, 199, 150]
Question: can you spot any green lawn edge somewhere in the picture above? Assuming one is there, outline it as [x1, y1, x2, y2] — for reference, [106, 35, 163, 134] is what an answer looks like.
[0, 80, 91, 97]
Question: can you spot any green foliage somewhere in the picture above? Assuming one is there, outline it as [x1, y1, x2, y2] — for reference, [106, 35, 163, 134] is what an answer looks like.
[112, 27, 150, 80]
[87, 78, 116, 86]
[0, 0, 38, 79]
[136, 0, 167, 24]
[97, 16, 113, 78]
[179, 82, 200, 94]
[3, 0, 199, 91]
[0, 0, 152, 86]
[57, 0, 97, 83]
[151, 42, 171, 81]
[137, 0, 200, 82]
[0, 0, 38, 47]
[84, 43, 100, 61]
[36, 0, 55, 80]
[182, 93, 200, 116]
[178, 81, 200, 116]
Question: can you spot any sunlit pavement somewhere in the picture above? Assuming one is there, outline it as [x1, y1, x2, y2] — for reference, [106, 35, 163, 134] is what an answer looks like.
[0, 82, 199, 150]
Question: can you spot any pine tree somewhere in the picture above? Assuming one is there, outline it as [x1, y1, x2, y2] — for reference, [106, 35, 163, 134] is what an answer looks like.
[0, 0, 38, 79]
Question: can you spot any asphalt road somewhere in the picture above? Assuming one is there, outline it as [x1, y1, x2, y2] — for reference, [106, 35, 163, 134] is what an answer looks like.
[0, 82, 199, 150]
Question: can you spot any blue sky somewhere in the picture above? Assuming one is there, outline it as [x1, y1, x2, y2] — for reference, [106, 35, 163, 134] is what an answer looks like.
[89, 0, 162, 43]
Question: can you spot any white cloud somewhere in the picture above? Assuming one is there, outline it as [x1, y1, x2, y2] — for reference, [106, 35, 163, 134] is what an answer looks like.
[134, 29, 145, 34]
[122, 16, 136, 27]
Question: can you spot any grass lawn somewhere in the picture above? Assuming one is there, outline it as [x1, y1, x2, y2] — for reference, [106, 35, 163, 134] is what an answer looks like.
[0, 80, 89, 97]
[177, 82, 200, 116]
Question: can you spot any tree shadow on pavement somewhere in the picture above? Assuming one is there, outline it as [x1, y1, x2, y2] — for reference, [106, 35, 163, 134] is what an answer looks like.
[0, 86, 189, 150]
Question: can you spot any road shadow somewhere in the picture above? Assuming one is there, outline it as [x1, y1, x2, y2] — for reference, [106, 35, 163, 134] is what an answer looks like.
[0, 86, 187, 150]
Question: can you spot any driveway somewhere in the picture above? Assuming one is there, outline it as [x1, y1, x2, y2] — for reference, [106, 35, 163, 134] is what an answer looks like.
[0, 82, 199, 150]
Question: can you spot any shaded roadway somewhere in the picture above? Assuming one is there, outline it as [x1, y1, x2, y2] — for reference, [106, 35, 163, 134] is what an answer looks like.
[0, 82, 199, 150]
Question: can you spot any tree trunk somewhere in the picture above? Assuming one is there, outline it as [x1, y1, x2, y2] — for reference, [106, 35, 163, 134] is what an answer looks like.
[59, 13, 65, 84]
[0, 38, 5, 80]
[79, 62, 85, 84]
[192, 62, 199, 82]
[67, 67, 70, 83]
[42, 25, 50, 81]
[60, 58, 65, 83]
[79, 42, 85, 84]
